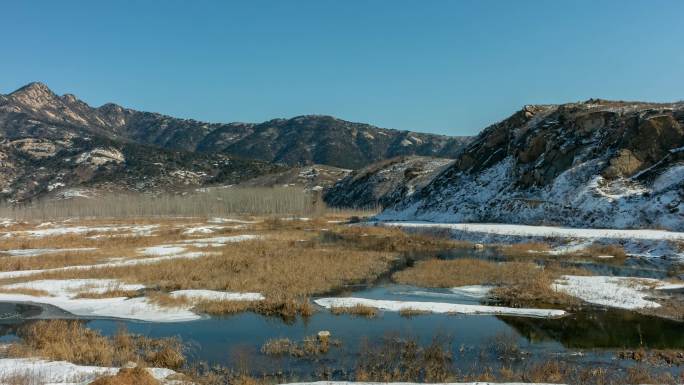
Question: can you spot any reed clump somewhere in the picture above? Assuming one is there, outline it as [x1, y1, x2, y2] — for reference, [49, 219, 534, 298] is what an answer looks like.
[7, 320, 185, 370]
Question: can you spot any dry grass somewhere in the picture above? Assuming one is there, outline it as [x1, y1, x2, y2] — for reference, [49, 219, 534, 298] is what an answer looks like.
[1, 238, 396, 302]
[393, 258, 588, 307]
[497, 242, 552, 258]
[319, 226, 471, 252]
[7, 320, 185, 369]
[89, 367, 160, 385]
[498, 241, 628, 264]
[331, 304, 379, 318]
[399, 308, 430, 318]
[0, 287, 50, 296]
[260, 335, 339, 357]
[73, 289, 141, 299]
[355, 337, 453, 382]
[618, 348, 684, 366]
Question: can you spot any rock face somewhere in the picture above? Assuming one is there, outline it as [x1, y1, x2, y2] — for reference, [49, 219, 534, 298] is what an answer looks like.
[324, 156, 454, 209]
[0, 82, 470, 201]
[379, 100, 684, 231]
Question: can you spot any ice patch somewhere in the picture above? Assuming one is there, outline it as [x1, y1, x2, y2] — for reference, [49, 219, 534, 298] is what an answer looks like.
[449, 285, 493, 299]
[315, 297, 565, 318]
[139, 245, 187, 256]
[553, 275, 683, 310]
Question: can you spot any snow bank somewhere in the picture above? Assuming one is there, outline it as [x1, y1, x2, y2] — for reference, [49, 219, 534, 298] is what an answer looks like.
[553, 275, 684, 310]
[314, 297, 566, 318]
[3, 224, 158, 238]
[279, 380, 562, 385]
[381, 222, 684, 241]
[170, 290, 265, 302]
[0, 358, 178, 385]
[1, 279, 144, 297]
[0, 280, 266, 322]
[0, 279, 200, 322]
[139, 245, 187, 256]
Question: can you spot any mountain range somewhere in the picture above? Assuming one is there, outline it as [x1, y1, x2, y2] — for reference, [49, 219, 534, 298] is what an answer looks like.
[0, 82, 470, 201]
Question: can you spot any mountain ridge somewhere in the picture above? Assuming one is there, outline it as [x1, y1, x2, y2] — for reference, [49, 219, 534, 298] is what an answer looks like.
[1, 82, 472, 169]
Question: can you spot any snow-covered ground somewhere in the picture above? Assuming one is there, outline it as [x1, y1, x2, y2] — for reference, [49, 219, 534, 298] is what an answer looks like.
[0, 279, 197, 322]
[378, 222, 684, 260]
[170, 290, 264, 302]
[1, 247, 97, 258]
[0, 234, 258, 280]
[2, 224, 159, 238]
[0, 358, 179, 385]
[0, 279, 264, 322]
[280, 380, 562, 385]
[381, 222, 684, 241]
[0, 250, 217, 280]
[553, 275, 684, 310]
[314, 297, 566, 318]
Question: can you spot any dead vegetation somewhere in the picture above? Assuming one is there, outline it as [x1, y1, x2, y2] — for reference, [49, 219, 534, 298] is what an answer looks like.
[317, 225, 470, 253]
[393, 258, 589, 307]
[7, 320, 185, 370]
[89, 367, 160, 385]
[498, 241, 628, 263]
[355, 336, 453, 382]
[618, 348, 684, 366]
[260, 334, 340, 358]
[330, 304, 379, 318]
[399, 308, 430, 318]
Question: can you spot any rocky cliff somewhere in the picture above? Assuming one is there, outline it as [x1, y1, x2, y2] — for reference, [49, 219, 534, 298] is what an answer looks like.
[378, 100, 684, 231]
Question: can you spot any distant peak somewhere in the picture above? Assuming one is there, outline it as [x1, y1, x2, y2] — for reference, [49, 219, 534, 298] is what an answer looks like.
[9, 82, 59, 106]
[11, 81, 54, 95]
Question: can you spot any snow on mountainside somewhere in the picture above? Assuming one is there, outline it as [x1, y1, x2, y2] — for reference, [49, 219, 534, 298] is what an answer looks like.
[378, 100, 684, 231]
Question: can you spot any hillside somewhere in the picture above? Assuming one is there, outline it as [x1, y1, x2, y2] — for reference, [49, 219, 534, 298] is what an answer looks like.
[0, 82, 471, 201]
[0, 83, 281, 202]
[378, 100, 684, 231]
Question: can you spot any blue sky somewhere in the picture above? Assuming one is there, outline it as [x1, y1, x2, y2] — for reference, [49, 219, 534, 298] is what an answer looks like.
[2, 1, 683, 135]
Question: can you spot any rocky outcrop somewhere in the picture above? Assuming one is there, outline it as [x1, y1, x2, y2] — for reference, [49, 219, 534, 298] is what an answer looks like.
[324, 156, 454, 209]
[379, 100, 684, 231]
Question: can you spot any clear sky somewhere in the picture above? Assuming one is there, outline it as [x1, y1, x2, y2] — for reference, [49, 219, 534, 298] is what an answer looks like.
[2, 1, 683, 135]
